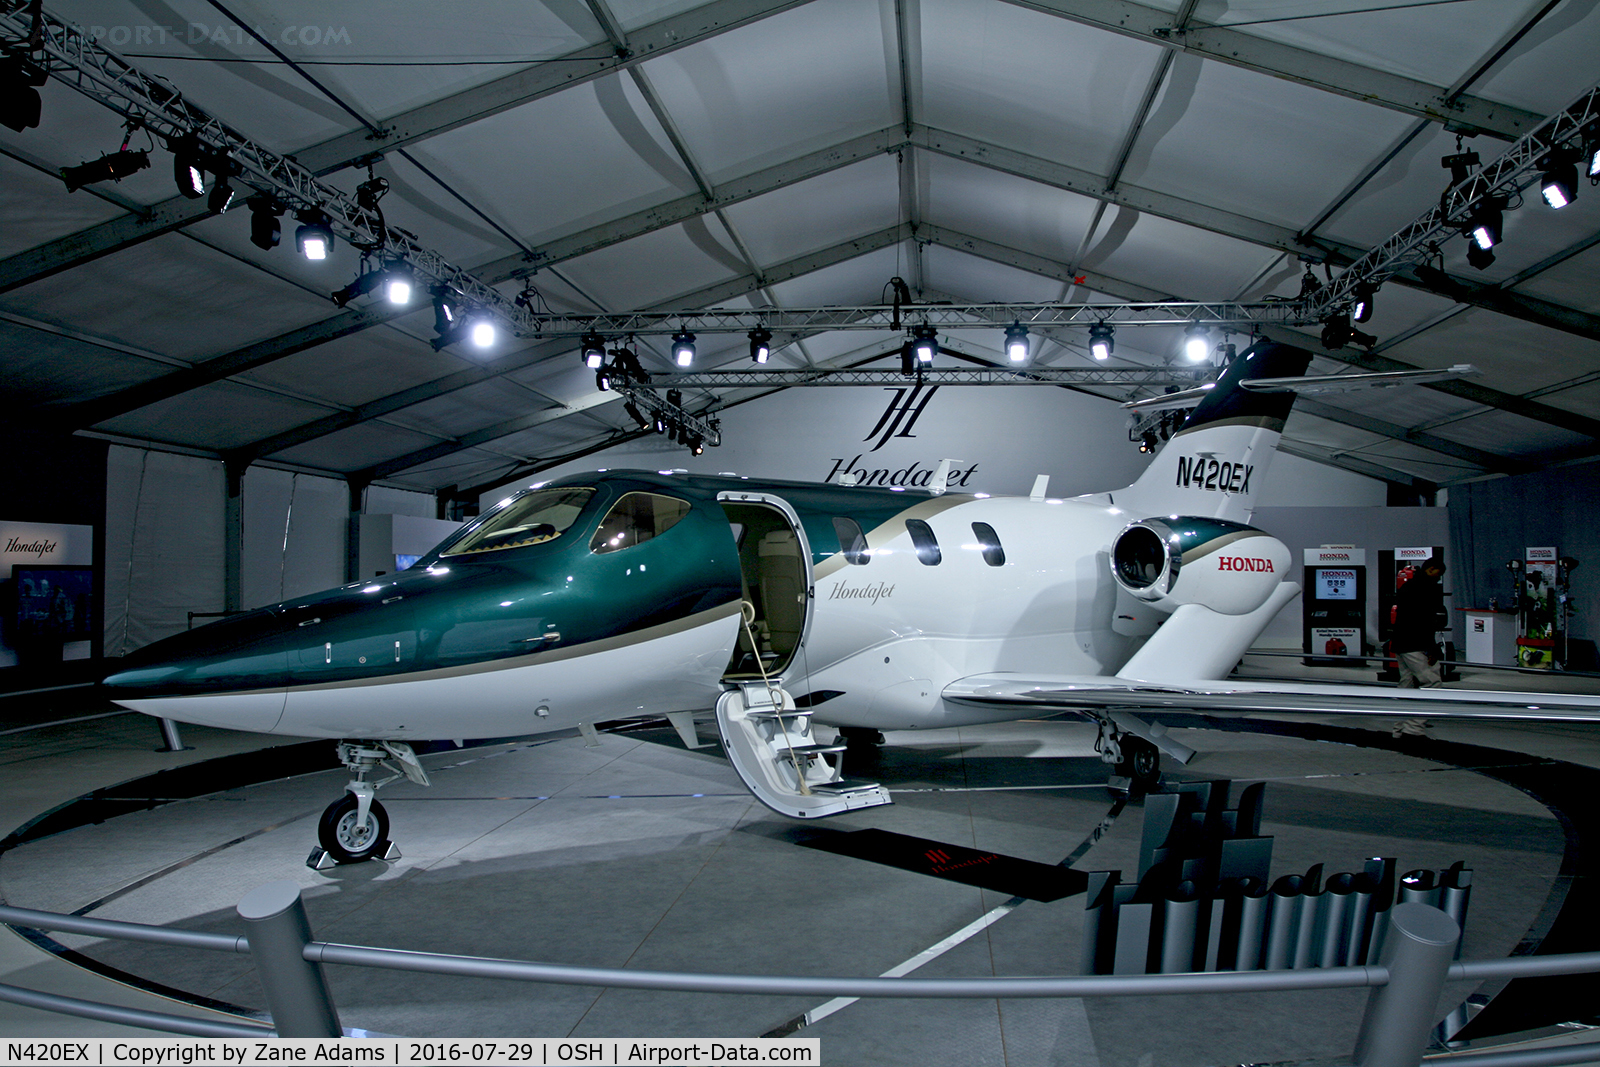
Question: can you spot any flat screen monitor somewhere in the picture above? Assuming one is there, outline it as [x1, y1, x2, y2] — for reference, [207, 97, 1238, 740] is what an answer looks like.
[1315, 568, 1358, 601]
[12, 565, 94, 641]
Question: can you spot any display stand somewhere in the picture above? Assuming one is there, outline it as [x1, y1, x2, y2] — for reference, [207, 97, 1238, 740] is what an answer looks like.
[1461, 610, 1516, 667]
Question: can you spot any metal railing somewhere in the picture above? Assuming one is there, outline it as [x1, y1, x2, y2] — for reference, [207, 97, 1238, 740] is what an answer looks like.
[5, 885, 1600, 1066]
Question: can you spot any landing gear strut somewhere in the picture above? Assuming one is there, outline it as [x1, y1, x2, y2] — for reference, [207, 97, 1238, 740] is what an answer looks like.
[307, 740, 429, 869]
[1095, 719, 1161, 792]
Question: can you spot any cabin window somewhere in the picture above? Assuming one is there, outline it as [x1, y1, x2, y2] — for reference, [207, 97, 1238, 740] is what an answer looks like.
[591, 492, 692, 554]
[442, 487, 594, 556]
[832, 516, 870, 565]
[971, 522, 1005, 567]
[905, 519, 941, 565]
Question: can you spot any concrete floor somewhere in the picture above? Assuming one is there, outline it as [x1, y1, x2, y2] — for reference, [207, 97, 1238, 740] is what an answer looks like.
[4, 662, 1600, 1064]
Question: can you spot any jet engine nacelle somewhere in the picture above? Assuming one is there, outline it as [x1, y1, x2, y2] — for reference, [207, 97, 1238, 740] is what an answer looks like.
[1111, 516, 1290, 616]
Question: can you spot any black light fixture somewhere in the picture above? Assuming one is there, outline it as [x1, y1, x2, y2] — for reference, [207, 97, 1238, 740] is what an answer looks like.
[1468, 196, 1504, 252]
[295, 210, 334, 261]
[0, 58, 45, 133]
[331, 269, 379, 308]
[247, 196, 281, 250]
[666, 388, 683, 409]
[382, 262, 413, 306]
[689, 434, 705, 457]
[1003, 323, 1029, 363]
[171, 135, 205, 199]
[207, 168, 236, 214]
[748, 326, 772, 364]
[1088, 322, 1114, 362]
[1582, 120, 1600, 182]
[1321, 313, 1352, 350]
[911, 324, 938, 365]
[595, 365, 612, 391]
[672, 330, 696, 367]
[622, 401, 648, 428]
[1138, 431, 1158, 454]
[653, 414, 669, 435]
[61, 149, 149, 192]
[1539, 149, 1579, 209]
[1465, 239, 1496, 270]
[1351, 282, 1376, 323]
[581, 332, 607, 369]
[1183, 323, 1209, 363]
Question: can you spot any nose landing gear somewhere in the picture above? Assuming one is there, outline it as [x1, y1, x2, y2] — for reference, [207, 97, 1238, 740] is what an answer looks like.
[1095, 718, 1162, 792]
[307, 740, 429, 869]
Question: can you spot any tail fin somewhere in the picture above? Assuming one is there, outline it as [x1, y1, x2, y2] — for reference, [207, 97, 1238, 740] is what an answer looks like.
[1114, 342, 1313, 523]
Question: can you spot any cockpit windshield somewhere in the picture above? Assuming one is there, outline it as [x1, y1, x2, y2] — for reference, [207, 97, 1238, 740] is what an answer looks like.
[441, 487, 595, 556]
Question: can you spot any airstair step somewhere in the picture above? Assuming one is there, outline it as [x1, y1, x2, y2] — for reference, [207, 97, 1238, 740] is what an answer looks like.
[812, 778, 883, 795]
[745, 708, 813, 720]
[773, 743, 847, 758]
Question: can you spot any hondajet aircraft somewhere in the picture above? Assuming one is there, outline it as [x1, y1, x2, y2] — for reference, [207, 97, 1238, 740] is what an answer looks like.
[103, 342, 1600, 865]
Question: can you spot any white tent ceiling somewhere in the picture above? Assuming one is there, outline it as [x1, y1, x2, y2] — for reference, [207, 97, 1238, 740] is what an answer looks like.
[2, 0, 1599, 501]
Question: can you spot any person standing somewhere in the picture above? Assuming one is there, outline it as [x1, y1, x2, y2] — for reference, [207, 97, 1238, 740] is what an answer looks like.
[1392, 559, 1447, 688]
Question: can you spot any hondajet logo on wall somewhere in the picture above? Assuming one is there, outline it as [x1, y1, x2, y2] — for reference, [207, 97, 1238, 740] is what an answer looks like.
[823, 384, 980, 487]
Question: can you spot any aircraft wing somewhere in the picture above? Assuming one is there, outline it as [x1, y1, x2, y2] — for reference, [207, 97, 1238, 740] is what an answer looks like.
[943, 673, 1600, 723]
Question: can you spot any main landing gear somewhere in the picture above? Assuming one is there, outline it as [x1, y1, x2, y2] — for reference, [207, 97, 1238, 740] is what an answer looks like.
[307, 740, 429, 869]
[1095, 718, 1162, 792]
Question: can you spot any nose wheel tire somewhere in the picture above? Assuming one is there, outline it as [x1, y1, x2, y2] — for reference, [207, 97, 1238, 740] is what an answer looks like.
[1117, 737, 1162, 791]
[317, 794, 391, 864]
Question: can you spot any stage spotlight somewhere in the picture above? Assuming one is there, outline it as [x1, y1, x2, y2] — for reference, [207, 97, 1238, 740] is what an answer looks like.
[689, 434, 705, 456]
[1138, 431, 1158, 454]
[247, 197, 282, 250]
[1321, 313, 1352, 349]
[581, 332, 607, 369]
[595, 366, 612, 391]
[0, 59, 45, 133]
[653, 415, 669, 435]
[1465, 240, 1496, 270]
[331, 271, 376, 308]
[623, 401, 648, 428]
[432, 288, 459, 335]
[1183, 323, 1209, 363]
[1004, 323, 1029, 363]
[1352, 283, 1376, 323]
[672, 330, 696, 368]
[171, 136, 205, 198]
[748, 326, 772, 364]
[912, 325, 938, 365]
[207, 172, 235, 214]
[469, 315, 496, 349]
[1540, 150, 1578, 209]
[1088, 322, 1114, 362]
[61, 150, 149, 193]
[1469, 197, 1504, 251]
[383, 263, 413, 306]
[295, 212, 334, 261]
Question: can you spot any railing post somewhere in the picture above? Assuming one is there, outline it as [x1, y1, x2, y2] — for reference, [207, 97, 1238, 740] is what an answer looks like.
[1352, 902, 1460, 1067]
[238, 881, 342, 1037]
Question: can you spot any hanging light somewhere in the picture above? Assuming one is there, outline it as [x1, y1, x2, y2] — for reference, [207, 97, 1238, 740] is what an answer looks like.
[469, 314, 496, 349]
[595, 366, 612, 391]
[432, 287, 459, 336]
[61, 149, 149, 193]
[206, 159, 237, 214]
[0, 58, 45, 133]
[1321, 312, 1352, 349]
[672, 330, 696, 367]
[1088, 322, 1114, 362]
[748, 326, 772, 364]
[622, 401, 648, 428]
[1003, 323, 1029, 363]
[171, 135, 205, 199]
[912, 324, 938, 364]
[1469, 197, 1504, 251]
[1539, 149, 1579, 209]
[580, 332, 607, 369]
[295, 211, 334, 261]
[382, 263, 413, 305]
[1183, 323, 1209, 363]
[247, 196, 282, 250]
[1351, 282, 1376, 323]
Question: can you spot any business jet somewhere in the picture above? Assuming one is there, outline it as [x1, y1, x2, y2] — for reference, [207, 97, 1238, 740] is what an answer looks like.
[103, 342, 1600, 866]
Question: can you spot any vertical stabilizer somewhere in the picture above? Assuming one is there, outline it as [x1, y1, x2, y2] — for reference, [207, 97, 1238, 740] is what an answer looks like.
[1115, 342, 1312, 523]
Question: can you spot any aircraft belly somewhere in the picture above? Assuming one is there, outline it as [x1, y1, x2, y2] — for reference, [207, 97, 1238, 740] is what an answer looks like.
[118, 689, 287, 733]
[273, 611, 739, 739]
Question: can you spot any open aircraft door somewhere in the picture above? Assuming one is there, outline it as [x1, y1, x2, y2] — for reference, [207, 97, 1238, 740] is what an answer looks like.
[714, 490, 891, 818]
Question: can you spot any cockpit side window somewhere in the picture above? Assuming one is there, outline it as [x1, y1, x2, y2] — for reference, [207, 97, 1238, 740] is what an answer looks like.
[832, 516, 870, 565]
[442, 488, 594, 556]
[591, 492, 693, 554]
[905, 519, 941, 565]
[971, 522, 1005, 567]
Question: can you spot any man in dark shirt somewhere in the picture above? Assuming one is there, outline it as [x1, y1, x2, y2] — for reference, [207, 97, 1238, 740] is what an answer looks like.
[1392, 560, 1447, 689]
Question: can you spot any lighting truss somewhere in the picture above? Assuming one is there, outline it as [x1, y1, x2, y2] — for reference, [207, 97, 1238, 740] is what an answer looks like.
[1307, 83, 1600, 321]
[613, 384, 721, 447]
[655, 367, 1215, 389]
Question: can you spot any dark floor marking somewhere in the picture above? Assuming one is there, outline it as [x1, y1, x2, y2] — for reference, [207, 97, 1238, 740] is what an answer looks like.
[799, 827, 1090, 902]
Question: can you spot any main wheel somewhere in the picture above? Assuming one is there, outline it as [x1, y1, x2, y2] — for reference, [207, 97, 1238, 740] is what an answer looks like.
[1118, 737, 1161, 791]
[317, 794, 390, 863]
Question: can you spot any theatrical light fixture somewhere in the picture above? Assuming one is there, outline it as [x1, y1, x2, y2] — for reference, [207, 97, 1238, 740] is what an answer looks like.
[171, 136, 205, 198]
[1183, 323, 1209, 363]
[595, 366, 612, 391]
[295, 211, 334, 261]
[0, 58, 45, 133]
[1352, 283, 1376, 324]
[1139, 431, 1158, 454]
[433, 288, 458, 333]
[748, 326, 772, 364]
[672, 330, 696, 368]
[382, 263, 413, 306]
[61, 149, 150, 192]
[469, 314, 496, 349]
[1466, 240, 1496, 270]
[1539, 149, 1579, 209]
[912, 325, 938, 365]
[1088, 322, 1114, 362]
[1321, 313, 1352, 349]
[247, 197, 281, 250]
[1004, 323, 1029, 363]
[623, 401, 648, 428]
[689, 435, 705, 457]
[581, 332, 607, 369]
[207, 171, 235, 214]
[1469, 198, 1503, 250]
[1440, 149, 1480, 189]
